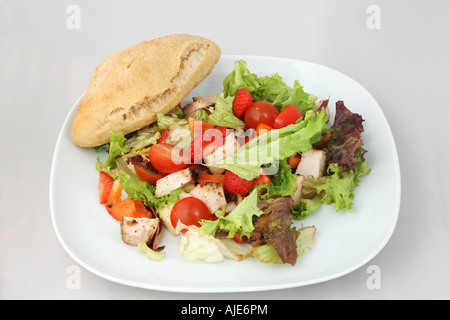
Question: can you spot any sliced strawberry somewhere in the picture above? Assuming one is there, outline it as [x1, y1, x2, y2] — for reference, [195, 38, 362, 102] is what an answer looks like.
[223, 170, 253, 196]
[233, 88, 253, 119]
[99, 171, 114, 204]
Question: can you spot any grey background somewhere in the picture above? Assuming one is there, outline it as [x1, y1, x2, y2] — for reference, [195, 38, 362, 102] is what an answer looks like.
[1, 0, 449, 299]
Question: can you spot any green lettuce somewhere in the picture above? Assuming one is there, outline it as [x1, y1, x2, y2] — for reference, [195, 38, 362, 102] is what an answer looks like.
[222, 60, 317, 112]
[252, 160, 297, 200]
[207, 109, 329, 180]
[118, 171, 183, 213]
[96, 131, 130, 177]
[208, 93, 245, 129]
[199, 189, 264, 239]
[291, 197, 323, 220]
[317, 161, 371, 212]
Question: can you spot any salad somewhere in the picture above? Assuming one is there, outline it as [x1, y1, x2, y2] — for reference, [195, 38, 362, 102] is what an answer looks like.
[94, 60, 370, 266]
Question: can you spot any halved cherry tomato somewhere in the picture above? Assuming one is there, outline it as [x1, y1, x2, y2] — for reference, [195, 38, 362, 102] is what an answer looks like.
[148, 143, 188, 174]
[105, 180, 152, 221]
[99, 171, 114, 204]
[134, 165, 165, 185]
[272, 104, 303, 129]
[244, 101, 279, 129]
[170, 197, 215, 232]
[256, 123, 273, 136]
[198, 172, 225, 184]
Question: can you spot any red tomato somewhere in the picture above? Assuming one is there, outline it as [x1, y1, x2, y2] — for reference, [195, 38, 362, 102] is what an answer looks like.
[170, 197, 215, 232]
[105, 180, 152, 222]
[148, 143, 188, 174]
[134, 165, 166, 185]
[272, 104, 303, 129]
[244, 101, 279, 130]
[287, 153, 301, 169]
[99, 171, 114, 204]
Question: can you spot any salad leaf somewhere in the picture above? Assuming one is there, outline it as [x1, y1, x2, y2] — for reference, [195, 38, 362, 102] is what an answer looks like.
[291, 197, 323, 220]
[255, 75, 317, 113]
[199, 189, 264, 239]
[137, 242, 165, 261]
[252, 244, 283, 264]
[223, 60, 317, 112]
[207, 109, 329, 180]
[118, 172, 183, 213]
[325, 101, 365, 169]
[208, 93, 245, 129]
[222, 60, 260, 97]
[316, 161, 370, 212]
[296, 226, 317, 256]
[96, 131, 130, 177]
[253, 160, 297, 200]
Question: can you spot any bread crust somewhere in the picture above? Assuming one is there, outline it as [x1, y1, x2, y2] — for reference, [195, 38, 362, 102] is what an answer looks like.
[71, 34, 221, 147]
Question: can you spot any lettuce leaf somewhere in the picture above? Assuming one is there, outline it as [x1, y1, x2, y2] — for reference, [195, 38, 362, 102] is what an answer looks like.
[207, 109, 329, 180]
[223, 60, 317, 112]
[252, 160, 297, 200]
[317, 161, 370, 212]
[96, 131, 130, 178]
[199, 189, 264, 239]
[118, 171, 183, 213]
[208, 92, 245, 129]
[291, 197, 323, 220]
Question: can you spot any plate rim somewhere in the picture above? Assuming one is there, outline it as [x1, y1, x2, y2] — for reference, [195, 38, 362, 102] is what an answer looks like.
[49, 54, 401, 293]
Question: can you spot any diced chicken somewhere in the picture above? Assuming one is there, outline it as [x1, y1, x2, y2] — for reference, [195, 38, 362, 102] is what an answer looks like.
[155, 168, 193, 198]
[203, 134, 240, 175]
[192, 95, 217, 103]
[183, 100, 214, 118]
[296, 149, 327, 179]
[290, 175, 305, 204]
[120, 217, 160, 246]
[189, 182, 227, 213]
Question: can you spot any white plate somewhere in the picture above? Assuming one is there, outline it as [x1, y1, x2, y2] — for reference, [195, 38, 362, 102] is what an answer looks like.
[50, 55, 401, 292]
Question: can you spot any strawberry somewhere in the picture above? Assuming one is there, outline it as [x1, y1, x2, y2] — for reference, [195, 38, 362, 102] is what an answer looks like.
[233, 88, 252, 119]
[99, 171, 114, 204]
[223, 170, 252, 196]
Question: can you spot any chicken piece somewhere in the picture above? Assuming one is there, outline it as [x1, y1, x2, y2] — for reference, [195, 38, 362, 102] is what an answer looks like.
[155, 168, 192, 198]
[183, 100, 214, 118]
[189, 182, 227, 213]
[203, 134, 240, 175]
[295, 149, 327, 179]
[290, 175, 305, 204]
[120, 217, 160, 247]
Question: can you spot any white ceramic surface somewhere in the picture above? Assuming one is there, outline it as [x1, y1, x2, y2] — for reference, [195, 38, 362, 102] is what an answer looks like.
[49, 55, 401, 292]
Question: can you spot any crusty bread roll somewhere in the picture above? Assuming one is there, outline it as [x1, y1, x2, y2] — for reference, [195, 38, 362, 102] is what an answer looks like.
[72, 34, 221, 147]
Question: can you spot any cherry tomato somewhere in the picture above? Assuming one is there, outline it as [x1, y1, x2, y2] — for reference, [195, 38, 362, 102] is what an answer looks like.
[148, 143, 188, 174]
[272, 104, 303, 129]
[170, 197, 215, 232]
[134, 165, 166, 185]
[244, 101, 279, 130]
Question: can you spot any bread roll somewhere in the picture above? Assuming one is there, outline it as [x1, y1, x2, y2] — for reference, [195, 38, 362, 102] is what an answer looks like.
[72, 34, 221, 147]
